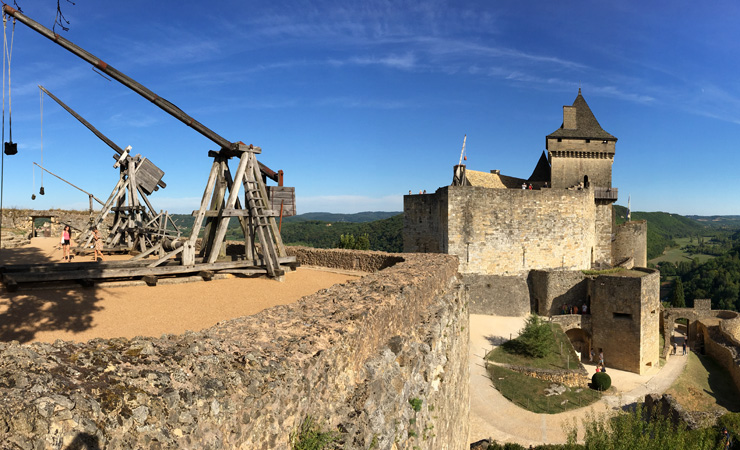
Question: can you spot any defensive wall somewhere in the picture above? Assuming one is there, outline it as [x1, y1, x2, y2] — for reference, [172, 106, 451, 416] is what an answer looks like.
[667, 300, 740, 394]
[590, 268, 660, 374]
[404, 186, 597, 275]
[0, 248, 469, 450]
[612, 220, 648, 268]
[0, 209, 109, 247]
[482, 268, 661, 375]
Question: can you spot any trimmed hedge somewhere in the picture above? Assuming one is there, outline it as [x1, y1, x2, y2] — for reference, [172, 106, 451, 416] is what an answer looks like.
[592, 372, 611, 391]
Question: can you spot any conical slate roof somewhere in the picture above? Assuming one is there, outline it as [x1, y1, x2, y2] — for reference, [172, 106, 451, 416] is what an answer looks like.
[547, 89, 617, 141]
[528, 151, 550, 182]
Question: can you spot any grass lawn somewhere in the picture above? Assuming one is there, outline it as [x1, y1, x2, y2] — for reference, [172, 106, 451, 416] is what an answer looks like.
[487, 364, 602, 414]
[665, 352, 740, 425]
[649, 236, 716, 265]
[487, 322, 580, 370]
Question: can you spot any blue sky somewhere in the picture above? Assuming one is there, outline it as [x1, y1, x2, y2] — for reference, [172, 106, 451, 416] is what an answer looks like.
[0, 0, 738, 215]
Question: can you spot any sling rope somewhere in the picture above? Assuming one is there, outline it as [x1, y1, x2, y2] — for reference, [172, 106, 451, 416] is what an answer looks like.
[39, 87, 44, 193]
[0, 15, 5, 251]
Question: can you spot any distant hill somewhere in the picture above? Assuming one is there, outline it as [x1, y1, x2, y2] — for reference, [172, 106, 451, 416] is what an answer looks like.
[614, 205, 710, 260]
[687, 215, 740, 228]
[283, 211, 402, 223]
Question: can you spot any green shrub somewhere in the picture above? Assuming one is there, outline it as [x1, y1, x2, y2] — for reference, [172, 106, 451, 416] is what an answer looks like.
[592, 372, 611, 391]
[503, 315, 554, 358]
[290, 416, 339, 450]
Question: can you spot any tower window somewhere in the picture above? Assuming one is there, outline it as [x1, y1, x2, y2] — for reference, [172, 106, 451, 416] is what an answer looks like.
[557, 138, 562, 142]
[585, 139, 590, 143]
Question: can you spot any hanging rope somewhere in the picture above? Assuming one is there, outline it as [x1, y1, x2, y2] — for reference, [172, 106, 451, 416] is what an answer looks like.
[0, 14, 5, 252]
[3, 14, 14, 156]
[39, 87, 44, 194]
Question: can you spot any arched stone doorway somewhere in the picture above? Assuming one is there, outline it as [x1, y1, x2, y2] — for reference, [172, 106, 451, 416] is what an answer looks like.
[565, 328, 591, 362]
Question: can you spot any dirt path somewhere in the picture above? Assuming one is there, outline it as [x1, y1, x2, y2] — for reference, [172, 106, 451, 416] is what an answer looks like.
[469, 314, 688, 446]
[0, 238, 361, 344]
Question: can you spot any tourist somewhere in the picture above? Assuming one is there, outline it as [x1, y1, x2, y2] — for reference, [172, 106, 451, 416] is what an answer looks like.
[573, 305, 579, 315]
[528, 183, 533, 190]
[582, 303, 588, 314]
[92, 227, 105, 262]
[682, 341, 686, 355]
[522, 182, 526, 189]
[60, 225, 71, 262]
[599, 350, 604, 366]
[673, 341, 677, 355]
[589, 349, 594, 362]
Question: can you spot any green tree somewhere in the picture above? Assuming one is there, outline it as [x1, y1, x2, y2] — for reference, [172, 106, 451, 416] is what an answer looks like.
[504, 314, 554, 358]
[670, 278, 686, 308]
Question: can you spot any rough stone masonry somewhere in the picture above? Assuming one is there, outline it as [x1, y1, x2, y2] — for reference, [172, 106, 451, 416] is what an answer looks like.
[0, 248, 469, 450]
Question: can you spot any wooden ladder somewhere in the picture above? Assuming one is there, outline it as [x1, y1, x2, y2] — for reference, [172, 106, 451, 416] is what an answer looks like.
[184, 144, 287, 278]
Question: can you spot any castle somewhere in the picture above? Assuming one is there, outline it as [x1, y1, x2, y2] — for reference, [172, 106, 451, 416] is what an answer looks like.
[404, 90, 660, 374]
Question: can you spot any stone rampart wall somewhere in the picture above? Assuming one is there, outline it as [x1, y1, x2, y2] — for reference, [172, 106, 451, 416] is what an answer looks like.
[1, 208, 110, 243]
[593, 202, 613, 267]
[444, 186, 596, 275]
[698, 321, 740, 395]
[0, 249, 469, 450]
[462, 273, 530, 316]
[529, 270, 587, 316]
[403, 192, 447, 254]
[613, 220, 648, 268]
[590, 269, 660, 374]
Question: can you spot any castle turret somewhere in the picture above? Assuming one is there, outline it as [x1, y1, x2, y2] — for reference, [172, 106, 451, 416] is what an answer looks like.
[546, 89, 617, 190]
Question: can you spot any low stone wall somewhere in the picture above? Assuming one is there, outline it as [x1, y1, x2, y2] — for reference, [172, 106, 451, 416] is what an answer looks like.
[645, 394, 708, 430]
[698, 321, 740, 395]
[493, 363, 589, 388]
[0, 249, 469, 450]
[286, 246, 404, 272]
[462, 273, 530, 316]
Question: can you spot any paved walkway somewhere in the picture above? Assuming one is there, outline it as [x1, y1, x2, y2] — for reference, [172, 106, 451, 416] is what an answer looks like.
[469, 314, 688, 446]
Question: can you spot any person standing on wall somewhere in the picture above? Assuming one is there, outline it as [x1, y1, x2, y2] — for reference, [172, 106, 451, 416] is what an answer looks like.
[61, 225, 72, 262]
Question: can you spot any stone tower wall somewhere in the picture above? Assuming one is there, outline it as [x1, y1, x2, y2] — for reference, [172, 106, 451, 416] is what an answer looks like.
[590, 269, 660, 374]
[529, 270, 588, 316]
[443, 186, 597, 275]
[403, 191, 447, 253]
[613, 220, 648, 268]
[593, 202, 614, 267]
[547, 138, 615, 189]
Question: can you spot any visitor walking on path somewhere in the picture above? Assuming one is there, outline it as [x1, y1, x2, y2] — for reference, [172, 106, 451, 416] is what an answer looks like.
[682, 341, 687, 355]
[599, 350, 604, 366]
[673, 341, 677, 355]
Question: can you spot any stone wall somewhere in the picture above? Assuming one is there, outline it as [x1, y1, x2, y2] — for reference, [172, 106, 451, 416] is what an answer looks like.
[0, 249, 469, 450]
[593, 202, 614, 267]
[441, 186, 596, 275]
[1, 208, 109, 244]
[461, 273, 530, 316]
[644, 393, 702, 430]
[547, 138, 615, 189]
[529, 270, 587, 316]
[403, 192, 447, 254]
[494, 363, 589, 388]
[697, 320, 740, 395]
[590, 269, 660, 374]
[613, 220, 648, 268]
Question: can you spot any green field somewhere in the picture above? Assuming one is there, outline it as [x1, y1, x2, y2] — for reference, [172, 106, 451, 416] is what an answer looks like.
[649, 236, 716, 265]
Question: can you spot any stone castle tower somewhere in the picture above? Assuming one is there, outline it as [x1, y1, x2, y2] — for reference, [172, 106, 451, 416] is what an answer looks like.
[403, 90, 656, 374]
[547, 88, 617, 190]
